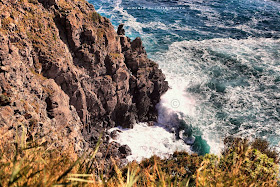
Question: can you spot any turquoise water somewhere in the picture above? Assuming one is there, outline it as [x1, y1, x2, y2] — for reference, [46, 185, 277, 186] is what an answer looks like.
[89, 0, 280, 155]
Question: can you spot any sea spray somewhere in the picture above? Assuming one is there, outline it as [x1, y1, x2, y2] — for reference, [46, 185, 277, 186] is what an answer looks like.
[108, 123, 191, 162]
[108, 86, 211, 161]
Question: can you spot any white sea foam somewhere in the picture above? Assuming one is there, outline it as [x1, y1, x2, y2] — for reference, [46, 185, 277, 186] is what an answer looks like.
[108, 123, 191, 162]
[113, 0, 144, 36]
[151, 37, 280, 153]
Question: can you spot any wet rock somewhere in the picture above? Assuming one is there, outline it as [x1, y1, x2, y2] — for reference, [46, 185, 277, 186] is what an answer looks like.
[119, 144, 132, 156]
[110, 129, 121, 140]
[183, 136, 196, 145]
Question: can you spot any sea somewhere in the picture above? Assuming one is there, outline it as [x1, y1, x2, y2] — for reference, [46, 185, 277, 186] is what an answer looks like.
[88, 0, 280, 162]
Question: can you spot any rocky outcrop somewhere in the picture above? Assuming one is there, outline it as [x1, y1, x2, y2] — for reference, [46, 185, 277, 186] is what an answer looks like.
[0, 0, 168, 159]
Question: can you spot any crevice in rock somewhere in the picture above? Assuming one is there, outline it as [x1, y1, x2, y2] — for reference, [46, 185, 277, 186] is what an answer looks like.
[53, 14, 69, 50]
[45, 96, 54, 119]
[104, 55, 113, 75]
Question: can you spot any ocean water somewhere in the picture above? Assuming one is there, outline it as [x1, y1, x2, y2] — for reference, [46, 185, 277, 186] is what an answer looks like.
[88, 0, 280, 161]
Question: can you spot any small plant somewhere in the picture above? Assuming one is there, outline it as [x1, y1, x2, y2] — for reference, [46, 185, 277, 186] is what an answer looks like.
[97, 28, 105, 39]
[0, 131, 279, 186]
[30, 68, 47, 81]
[57, 0, 74, 12]
[118, 152, 202, 186]
[28, 0, 38, 4]
[251, 138, 279, 163]
[91, 12, 102, 22]
[109, 53, 122, 59]
[1, 17, 14, 30]
[0, 94, 10, 106]
[53, 33, 57, 41]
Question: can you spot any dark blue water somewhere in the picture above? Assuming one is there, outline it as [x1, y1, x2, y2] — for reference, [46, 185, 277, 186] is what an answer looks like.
[91, 0, 280, 52]
[89, 0, 280, 154]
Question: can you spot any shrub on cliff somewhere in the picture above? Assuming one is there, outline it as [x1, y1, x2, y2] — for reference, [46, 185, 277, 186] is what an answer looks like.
[196, 137, 279, 186]
[115, 138, 279, 186]
[196, 148, 278, 186]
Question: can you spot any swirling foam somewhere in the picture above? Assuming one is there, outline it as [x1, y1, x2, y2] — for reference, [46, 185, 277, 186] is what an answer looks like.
[108, 123, 191, 162]
[151, 37, 280, 154]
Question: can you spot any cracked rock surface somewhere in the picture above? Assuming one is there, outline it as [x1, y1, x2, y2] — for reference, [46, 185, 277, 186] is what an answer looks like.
[0, 0, 168, 160]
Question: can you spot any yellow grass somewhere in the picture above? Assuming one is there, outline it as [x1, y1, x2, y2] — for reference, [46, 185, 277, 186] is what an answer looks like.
[0, 133, 279, 186]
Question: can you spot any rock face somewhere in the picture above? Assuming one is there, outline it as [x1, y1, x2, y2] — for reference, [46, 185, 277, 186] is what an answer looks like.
[117, 24, 125, 35]
[0, 0, 168, 158]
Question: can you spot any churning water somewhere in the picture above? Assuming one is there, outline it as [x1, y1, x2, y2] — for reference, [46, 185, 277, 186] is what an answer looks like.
[89, 0, 280, 161]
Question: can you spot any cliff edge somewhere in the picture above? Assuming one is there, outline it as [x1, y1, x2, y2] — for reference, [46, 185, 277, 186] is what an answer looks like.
[0, 0, 168, 158]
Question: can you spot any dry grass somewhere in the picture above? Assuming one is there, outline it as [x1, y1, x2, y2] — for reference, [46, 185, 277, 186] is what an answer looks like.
[109, 53, 123, 59]
[57, 0, 74, 11]
[30, 68, 47, 81]
[0, 0, 63, 61]
[97, 28, 105, 39]
[196, 138, 279, 187]
[0, 130, 279, 187]
[0, 128, 77, 186]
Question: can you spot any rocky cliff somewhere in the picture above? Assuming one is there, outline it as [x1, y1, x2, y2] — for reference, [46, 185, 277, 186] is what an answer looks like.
[0, 0, 168, 158]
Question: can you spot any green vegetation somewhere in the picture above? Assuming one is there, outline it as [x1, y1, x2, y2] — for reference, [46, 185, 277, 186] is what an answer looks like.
[57, 0, 74, 11]
[109, 53, 122, 59]
[91, 12, 102, 23]
[118, 137, 279, 186]
[28, 0, 38, 4]
[0, 133, 279, 186]
[0, 94, 10, 106]
[196, 138, 279, 186]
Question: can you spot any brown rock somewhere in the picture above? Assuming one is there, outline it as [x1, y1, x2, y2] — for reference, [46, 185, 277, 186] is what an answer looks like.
[0, 0, 168, 160]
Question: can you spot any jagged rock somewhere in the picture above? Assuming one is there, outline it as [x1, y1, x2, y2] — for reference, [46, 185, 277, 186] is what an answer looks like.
[110, 129, 122, 140]
[117, 24, 125, 35]
[0, 0, 168, 160]
[119, 144, 132, 156]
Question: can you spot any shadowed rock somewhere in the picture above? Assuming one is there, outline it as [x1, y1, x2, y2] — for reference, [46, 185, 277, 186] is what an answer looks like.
[117, 24, 125, 35]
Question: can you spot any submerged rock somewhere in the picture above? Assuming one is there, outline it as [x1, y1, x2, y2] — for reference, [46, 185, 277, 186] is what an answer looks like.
[119, 144, 132, 157]
[183, 136, 196, 145]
